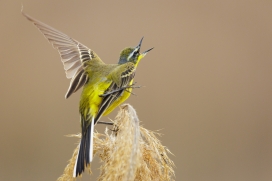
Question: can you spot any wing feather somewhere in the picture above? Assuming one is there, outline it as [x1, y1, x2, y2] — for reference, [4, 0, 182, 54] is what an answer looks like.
[22, 10, 104, 98]
[65, 69, 88, 99]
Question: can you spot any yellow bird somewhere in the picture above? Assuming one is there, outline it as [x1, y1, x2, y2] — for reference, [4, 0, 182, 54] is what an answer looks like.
[22, 11, 153, 177]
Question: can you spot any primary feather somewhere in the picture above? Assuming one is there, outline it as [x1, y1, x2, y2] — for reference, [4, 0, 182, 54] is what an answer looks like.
[22, 11, 103, 98]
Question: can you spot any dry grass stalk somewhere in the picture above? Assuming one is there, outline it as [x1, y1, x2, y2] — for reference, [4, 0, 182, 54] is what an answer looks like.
[57, 104, 175, 181]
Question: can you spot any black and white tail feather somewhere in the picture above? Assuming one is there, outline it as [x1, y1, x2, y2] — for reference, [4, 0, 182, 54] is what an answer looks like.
[73, 117, 94, 177]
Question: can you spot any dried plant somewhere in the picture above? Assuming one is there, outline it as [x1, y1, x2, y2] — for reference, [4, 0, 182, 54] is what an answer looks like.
[57, 104, 175, 181]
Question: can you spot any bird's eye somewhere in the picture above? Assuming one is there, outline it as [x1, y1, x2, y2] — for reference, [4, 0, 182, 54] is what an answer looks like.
[133, 51, 138, 56]
[127, 50, 138, 61]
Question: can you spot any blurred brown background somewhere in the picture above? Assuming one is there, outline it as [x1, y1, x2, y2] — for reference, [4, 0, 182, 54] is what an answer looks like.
[1, 0, 272, 181]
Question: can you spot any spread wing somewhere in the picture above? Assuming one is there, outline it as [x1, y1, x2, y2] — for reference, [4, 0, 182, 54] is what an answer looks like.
[22, 10, 104, 98]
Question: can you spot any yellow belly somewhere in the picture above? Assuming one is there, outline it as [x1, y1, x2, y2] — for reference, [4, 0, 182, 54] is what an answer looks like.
[80, 79, 133, 118]
[80, 80, 111, 118]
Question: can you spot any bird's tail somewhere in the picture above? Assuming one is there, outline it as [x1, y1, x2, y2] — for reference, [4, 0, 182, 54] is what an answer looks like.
[73, 118, 94, 177]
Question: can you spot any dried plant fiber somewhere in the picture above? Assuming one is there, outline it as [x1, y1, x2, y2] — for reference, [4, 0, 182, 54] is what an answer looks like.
[57, 104, 175, 181]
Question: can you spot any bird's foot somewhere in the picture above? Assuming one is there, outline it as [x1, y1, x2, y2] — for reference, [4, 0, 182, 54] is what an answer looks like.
[110, 125, 119, 134]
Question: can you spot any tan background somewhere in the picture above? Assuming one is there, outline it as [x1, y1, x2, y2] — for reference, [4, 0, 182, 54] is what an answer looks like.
[1, 0, 272, 181]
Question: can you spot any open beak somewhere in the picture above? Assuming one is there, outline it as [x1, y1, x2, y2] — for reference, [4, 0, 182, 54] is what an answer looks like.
[136, 37, 154, 58]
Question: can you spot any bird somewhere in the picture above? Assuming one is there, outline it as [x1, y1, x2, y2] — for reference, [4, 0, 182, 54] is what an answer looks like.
[22, 10, 153, 177]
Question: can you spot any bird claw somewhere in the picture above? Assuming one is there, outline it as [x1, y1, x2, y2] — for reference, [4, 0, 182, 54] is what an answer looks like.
[110, 125, 119, 134]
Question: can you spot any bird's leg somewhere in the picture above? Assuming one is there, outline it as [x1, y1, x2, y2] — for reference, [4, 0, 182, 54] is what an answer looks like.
[98, 121, 119, 133]
[100, 82, 142, 97]
[97, 121, 114, 125]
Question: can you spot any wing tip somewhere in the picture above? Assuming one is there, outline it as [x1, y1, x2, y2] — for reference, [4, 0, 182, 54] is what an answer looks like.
[21, 5, 32, 20]
[21, 4, 24, 13]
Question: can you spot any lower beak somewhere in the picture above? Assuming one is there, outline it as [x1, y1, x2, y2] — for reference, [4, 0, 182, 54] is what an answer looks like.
[141, 47, 154, 57]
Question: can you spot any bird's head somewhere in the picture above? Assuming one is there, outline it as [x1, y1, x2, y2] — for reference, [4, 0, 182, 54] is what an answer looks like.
[118, 37, 153, 66]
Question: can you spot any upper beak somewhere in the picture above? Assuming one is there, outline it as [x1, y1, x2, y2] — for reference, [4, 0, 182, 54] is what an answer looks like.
[135, 37, 144, 52]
